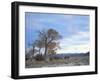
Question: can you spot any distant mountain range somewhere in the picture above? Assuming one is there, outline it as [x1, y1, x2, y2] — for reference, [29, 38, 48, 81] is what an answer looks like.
[48, 52, 89, 58]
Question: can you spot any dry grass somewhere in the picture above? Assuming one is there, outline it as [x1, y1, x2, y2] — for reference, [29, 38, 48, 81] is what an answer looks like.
[25, 55, 89, 68]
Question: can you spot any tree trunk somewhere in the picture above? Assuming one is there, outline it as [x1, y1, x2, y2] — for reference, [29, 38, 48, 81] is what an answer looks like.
[38, 47, 41, 55]
[44, 38, 49, 62]
[44, 44, 47, 56]
[32, 46, 35, 56]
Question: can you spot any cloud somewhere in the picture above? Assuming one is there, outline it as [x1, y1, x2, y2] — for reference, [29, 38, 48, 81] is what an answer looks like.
[58, 31, 89, 53]
[60, 31, 89, 45]
[57, 44, 89, 54]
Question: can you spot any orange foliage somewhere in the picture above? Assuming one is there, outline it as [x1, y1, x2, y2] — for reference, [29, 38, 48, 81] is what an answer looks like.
[48, 42, 58, 49]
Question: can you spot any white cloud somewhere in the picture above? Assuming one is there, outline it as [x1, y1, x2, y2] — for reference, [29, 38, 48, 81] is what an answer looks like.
[57, 31, 89, 53]
[60, 31, 89, 45]
[57, 44, 89, 54]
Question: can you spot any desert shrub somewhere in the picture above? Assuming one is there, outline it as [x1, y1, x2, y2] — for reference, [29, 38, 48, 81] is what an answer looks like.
[49, 57, 53, 61]
[54, 56, 61, 60]
[34, 54, 44, 61]
[64, 56, 69, 59]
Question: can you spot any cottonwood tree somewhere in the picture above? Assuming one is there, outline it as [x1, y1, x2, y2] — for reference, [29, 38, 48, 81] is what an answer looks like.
[31, 29, 62, 61]
[37, 29, 62, 56]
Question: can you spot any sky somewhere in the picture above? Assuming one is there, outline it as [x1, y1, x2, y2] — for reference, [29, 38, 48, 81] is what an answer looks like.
[25, 12, 90, 54]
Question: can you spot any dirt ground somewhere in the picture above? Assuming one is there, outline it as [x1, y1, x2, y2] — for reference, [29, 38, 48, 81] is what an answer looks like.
[25, 55, 89, 68]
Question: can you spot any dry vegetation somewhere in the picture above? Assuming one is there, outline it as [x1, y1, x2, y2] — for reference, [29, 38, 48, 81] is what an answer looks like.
[25, 53, 89, 68]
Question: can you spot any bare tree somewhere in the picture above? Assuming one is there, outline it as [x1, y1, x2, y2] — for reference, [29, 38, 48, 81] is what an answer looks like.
[28, 41, 36, 57]
[35, 40, 44, 55]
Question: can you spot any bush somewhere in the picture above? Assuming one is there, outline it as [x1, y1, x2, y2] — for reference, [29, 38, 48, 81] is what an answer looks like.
[34, 54, 44, 61]
[53, 56, 61, 60]
[64, 56, 69, 59]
